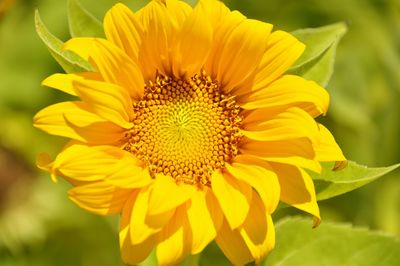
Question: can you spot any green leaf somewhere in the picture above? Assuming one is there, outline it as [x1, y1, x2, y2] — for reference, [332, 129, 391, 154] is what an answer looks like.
[139, 252, 200, 266]
[199, 242, 231, 266]
[291, 23, 347, 68]
[297, 43, 337, 86]
[67, 0, 104, 38]
[311, 161, 400, 201]
[289, 23, 347, 86]
[178, 254, 200, 266]
[35, 10, 94, 73]
[264, 217, 400, 266]
[139, 250, 157, 266]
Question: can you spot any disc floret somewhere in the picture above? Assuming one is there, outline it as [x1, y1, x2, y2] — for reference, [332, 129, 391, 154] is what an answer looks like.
[125, 71, 243, 186]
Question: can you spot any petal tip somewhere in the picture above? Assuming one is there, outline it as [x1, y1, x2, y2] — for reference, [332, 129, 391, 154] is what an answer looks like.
[312, 216, 321, 228]
[332, 160, 348, 171]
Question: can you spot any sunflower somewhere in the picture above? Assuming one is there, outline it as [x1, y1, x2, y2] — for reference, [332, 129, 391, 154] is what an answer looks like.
[34, 0, 346, 265]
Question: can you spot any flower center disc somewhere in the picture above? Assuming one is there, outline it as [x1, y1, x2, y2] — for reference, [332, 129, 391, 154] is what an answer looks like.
[125, 72, 242, 186]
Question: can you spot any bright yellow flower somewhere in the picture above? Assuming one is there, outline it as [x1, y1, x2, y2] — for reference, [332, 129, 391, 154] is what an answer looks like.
[34, 0, 346, 265]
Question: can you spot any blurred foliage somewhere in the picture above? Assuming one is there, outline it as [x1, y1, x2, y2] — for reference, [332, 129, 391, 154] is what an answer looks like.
[0, 0, 399, 265]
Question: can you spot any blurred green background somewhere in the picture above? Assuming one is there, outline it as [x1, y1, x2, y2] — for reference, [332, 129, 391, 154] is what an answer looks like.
[0, 0, 399, 265]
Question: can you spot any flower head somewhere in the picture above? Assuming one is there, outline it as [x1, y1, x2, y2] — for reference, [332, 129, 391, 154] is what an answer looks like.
[34, 0, 345, 265]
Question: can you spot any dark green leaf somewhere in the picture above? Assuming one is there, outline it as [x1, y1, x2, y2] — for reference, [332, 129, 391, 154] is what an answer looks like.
[199, 242, 231, 266]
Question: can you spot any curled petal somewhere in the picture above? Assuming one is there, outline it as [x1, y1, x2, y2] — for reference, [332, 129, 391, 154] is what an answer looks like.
[147, 174, 195, 216]
[314, 123, 346, 162]
[215, 219, 253, 266]
[211, 170, 252, 230]
[186, 189, 221, 254]
[226, 156, 280, 214]
[72, 79, 133, 128]
[270, 162, 321, 226]
[33, 101, 124, 144]
[239, 192, 275, 264]
[240, 138, 321, 173]
[68, 181, 133, 215]
[130, 186, 175, 245]
[156, 205, 191, 266]
[239, 75, 330, 118]
[120, 194, 158, 265]
[242, 107, 319, 143]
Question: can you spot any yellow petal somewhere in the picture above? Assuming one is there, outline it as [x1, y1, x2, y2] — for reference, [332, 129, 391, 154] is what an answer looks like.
[41, 73, 79, 96]
[53, 144, 124, 182]
[33, 101, 125, 144]
[205, 189, 224, 232]
[251, 31, 305, 93]
[66, 120, 124, 145]
[41, 72, 103, 96]
[239, 75, 330, 118]
[147, 174, 194, 216]
[186, 189, 220, 254]
[197, 0, 230, 30]
[315, 123, 346, 162]
[215, 218, 253, 266]
[214, 193, 276, 265]
[239, 192, 275, 264]
[36, 152, 57, 182]
[242, 107, 319, 143]
[120, 193, 158, 265]
[204, 11, 245, 81]
[64, 37, 144, 100]
[129, 186, 175, 245]
[206, 16, 273, 94]
[165, 0, 192, 27]
[156, 205, 191, 266]
[105, 153, 153, 189]
[211, 170, 252, 230]
[72, 79, 133, 128]
[104, 3, 142, 60]
[226, 156, 280, 214]
[137, 1, 175, 80]
[78, 71, 104, 80]
[68, 181, 132, 215]
[271, 162, 321, 225]
[36, 152, 52, 173]
[240, 138, 321, 172]
[172, 3, 212, 78]
[53, 144, 151, 189]
[89, 39, 144, 100]
[63, 37, 94, 60]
